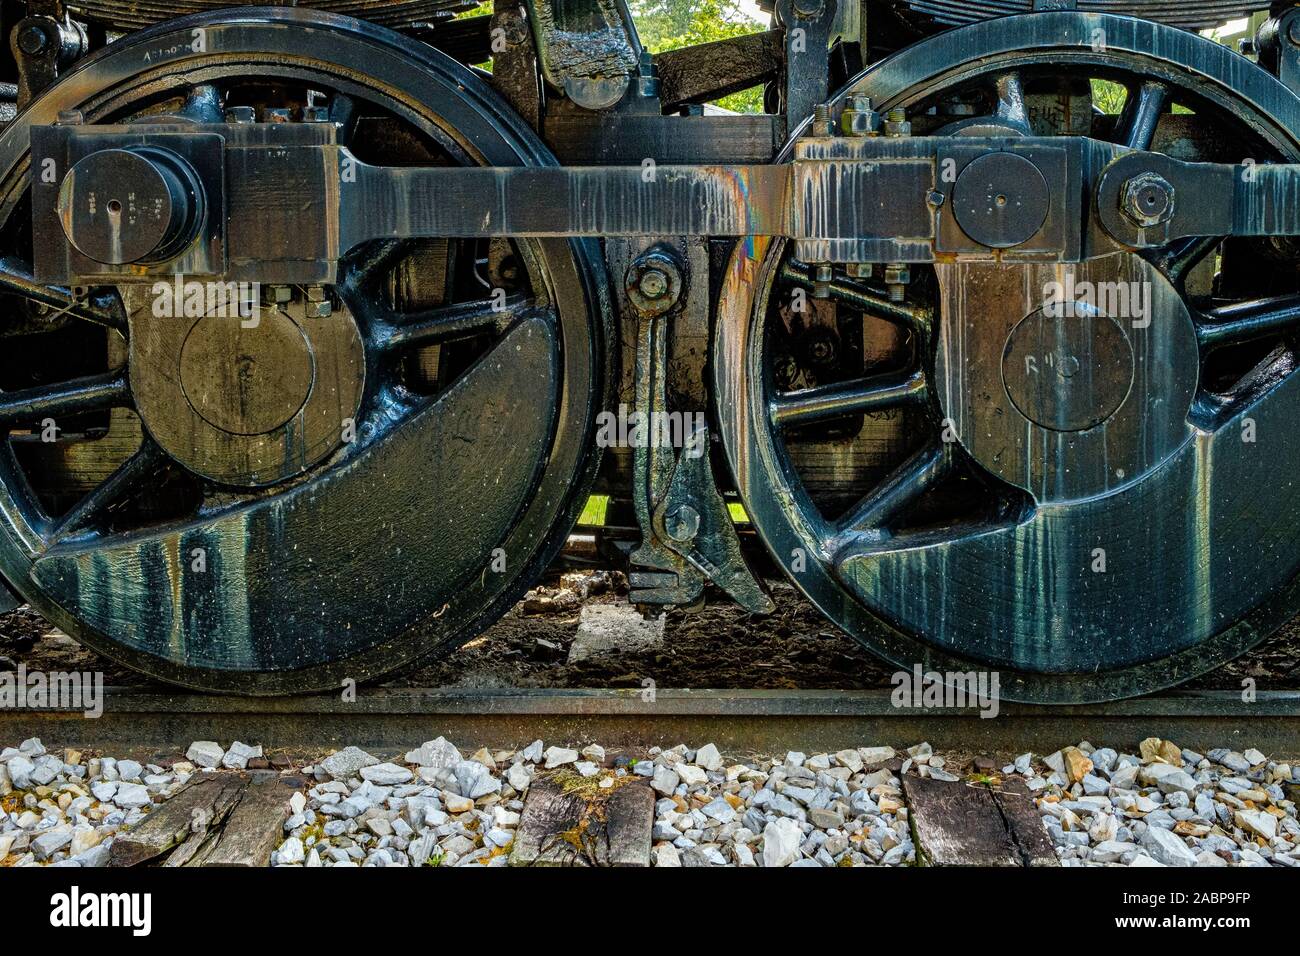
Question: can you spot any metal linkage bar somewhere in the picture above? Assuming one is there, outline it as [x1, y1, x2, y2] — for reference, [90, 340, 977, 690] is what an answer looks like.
[339, 149, 941, 263]
[341, 162, 798, 241]
[1096, 150, 1300, 247]
[336, 135, 1052, 262]
[35, 118, 1300, 287]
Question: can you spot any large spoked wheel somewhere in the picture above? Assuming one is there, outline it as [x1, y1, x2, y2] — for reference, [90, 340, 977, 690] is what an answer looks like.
[0, 10, 612, 692]
[716, 12, 1300, 703]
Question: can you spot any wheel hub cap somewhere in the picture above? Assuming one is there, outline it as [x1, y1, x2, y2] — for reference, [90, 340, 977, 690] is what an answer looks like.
[126, 286, 366, 488]
[179, 310, 314, 436]
[1001, 306, 1133, 433]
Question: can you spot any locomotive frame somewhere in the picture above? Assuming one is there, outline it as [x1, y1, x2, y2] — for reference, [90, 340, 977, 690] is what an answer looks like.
[0, 0, 1298, 702]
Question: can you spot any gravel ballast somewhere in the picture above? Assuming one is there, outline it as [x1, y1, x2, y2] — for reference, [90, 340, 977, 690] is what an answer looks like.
[2, 735, 1296, 867]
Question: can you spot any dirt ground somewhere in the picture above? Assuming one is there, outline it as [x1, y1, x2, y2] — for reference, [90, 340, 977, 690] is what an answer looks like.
[2, 575, 1298, 691]
[399, 580, 900, 690]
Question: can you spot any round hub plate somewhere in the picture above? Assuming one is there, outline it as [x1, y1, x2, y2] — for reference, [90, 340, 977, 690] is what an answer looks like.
[58, 148, 193, 264]
[1001, 306, 1134, 433]
[180, 311, 314, 436]
[126, 290, 366, 487]
[952, 152, 1049, 249]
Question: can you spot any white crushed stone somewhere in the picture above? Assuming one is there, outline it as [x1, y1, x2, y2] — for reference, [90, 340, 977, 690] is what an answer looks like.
[1016, 738, 1299, 867]
[3, 734, 1296, 867]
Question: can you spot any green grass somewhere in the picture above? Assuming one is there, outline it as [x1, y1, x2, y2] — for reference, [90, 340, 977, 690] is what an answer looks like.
[577, 495, 609, 526]
[573, 495, 747, 527]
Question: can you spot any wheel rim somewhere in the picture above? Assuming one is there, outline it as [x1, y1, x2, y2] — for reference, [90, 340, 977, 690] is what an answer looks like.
[0, 9, 612, 692]
[716, 12, 1300, 703]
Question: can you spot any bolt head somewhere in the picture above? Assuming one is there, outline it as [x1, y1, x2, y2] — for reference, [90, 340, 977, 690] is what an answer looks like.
[17, 24, 48, 56]
[883, 108, 912, 138]
[625, 250, 684, 316]
[304, 286, 332, 316]
[841, 104, 880, 137]
[811, 263, 833, 299]
[638, 268, 669, 299]
[665, 504, 701, 542]
[807, 336, 836, 363]
[1122, 172, 1175, 228]
[884, 264, 911, 285]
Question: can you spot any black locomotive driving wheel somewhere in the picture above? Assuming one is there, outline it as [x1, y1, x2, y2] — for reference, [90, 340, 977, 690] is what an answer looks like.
[0, 10, 611, 692]
[716, 12, 1300, 703]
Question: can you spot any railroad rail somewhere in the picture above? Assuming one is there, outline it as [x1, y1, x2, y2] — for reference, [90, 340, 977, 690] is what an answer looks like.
[2, 688, 1297, 756]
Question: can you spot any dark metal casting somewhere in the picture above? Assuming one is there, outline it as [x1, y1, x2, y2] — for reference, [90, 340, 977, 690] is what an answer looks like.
[1, 2, 1300, 705]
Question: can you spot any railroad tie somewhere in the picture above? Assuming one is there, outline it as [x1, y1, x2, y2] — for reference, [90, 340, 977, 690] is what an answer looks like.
[510, 771, 655, 867]
[107, 771, 303, 867]
[902, 774, 1058, 867]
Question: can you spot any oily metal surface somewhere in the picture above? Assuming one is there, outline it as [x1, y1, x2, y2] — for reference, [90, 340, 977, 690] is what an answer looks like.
[33, 316, 558, 672]
[0, 10, 612, 693]
[950, 152, 1050, 250]
[931, 257, 1198, 503]
[128, 291, 367, 487]
[714, 13, 1300, 702]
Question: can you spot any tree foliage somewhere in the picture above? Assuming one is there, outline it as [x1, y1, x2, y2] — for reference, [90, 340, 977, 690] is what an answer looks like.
[632, 0, 768, 113]
[465, 0, 768, 112]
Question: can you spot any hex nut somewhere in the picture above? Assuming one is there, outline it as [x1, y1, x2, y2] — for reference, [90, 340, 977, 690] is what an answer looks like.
[1121, 172, 1176, 228]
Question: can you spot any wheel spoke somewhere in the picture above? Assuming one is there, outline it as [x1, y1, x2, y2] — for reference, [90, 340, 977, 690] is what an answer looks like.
[0, 258, 125, 334]
[1118, 80, 1170, 150]
[992, 70, 1031, 133]
[329, 93, 359, 145]
[1195, 294, 1300, 351]
[47, 437, 167, 543]
[179, 84, 223, 123]
[0, 369, 130, 431]
[771, 369, 927, 429]
[375, 295, 548, 352]
[834, 441, 953, 538]
[1148, 235, 1221, 288]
